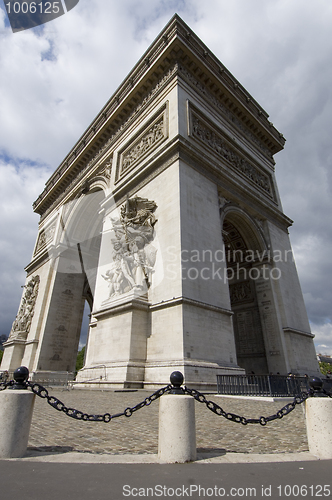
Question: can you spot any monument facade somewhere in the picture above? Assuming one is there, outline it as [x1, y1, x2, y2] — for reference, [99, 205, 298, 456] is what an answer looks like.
[1, 15, 320, 388]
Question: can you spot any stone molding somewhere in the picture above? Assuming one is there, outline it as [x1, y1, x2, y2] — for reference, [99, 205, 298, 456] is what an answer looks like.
[92, 295, 233, 320]
[2, 338, 26, 348]
[93, 297, 150, 319]
[283, 327, 315, 339]
[144, 359, 242, 371]
[149, 296, 233, 316]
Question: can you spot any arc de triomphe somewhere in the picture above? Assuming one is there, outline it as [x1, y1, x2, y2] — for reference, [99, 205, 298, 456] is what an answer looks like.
[1, 15, 320, 388]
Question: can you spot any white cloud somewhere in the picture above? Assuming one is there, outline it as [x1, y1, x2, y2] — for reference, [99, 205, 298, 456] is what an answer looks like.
[311, 322, 332, 355]
[0, 0, 331, 356]
[0, 160, 51, 334]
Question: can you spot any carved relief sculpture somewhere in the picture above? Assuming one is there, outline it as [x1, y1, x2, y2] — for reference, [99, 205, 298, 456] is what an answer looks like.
[97, 157, 112, 184]
[34, 220, 56, 255]
[102, 197, 158, 298]
[117, 107, 168, 179]
[9, 275, 40, 340]
[229, 281, 253, 304]
[190, 109, 274, 198]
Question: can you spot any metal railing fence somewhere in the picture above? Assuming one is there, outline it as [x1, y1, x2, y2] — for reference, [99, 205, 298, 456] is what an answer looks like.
[217, 374, 311, 397]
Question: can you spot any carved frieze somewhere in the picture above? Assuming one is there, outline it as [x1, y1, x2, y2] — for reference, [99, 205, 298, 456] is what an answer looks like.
[117, 106, 168, 179]
[9, 275, 40, 341]
[102, 197, 158, 299]
[188, 105, 275, 200]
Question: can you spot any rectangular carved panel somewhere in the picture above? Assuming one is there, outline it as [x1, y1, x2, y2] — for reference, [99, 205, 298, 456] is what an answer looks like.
[116, 103, 168, 180]
[34, 218, 57, 255]
[188, 103, 275, 201]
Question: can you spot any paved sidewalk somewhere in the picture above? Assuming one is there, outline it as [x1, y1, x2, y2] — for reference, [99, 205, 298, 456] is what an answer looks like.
[4, 389, 330, 500]
[26, 388, 309, 457]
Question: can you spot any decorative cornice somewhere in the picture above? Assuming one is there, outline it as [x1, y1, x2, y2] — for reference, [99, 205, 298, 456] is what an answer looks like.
[93, 298, 150, 319]
[178, 65, 273, 159]
[33, 15, 285, 218]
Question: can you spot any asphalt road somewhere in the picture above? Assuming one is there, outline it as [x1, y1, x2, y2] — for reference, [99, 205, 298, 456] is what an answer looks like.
[1, 460, 331, 500]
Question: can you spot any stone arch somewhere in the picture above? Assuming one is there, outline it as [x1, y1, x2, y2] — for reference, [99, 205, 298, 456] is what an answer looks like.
[61, 188, 105, 244]
[221, 206, 269, 374]
[33, 188, 106, 378]
[220, 204, 268, 255]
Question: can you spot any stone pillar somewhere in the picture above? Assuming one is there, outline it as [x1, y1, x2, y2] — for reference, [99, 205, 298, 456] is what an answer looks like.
[0, 367, 35, 458]
[158, 394, 196, 463]
[158, 373, 196, 463]
[253, 263, 289, 374]
[305, 397, 332, 459]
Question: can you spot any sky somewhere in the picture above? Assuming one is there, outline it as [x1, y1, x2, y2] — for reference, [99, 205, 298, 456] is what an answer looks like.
[0, 0, 331, 355]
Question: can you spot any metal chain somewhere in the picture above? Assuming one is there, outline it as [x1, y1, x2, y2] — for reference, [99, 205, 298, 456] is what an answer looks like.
[0, 380, 13, 391]
[2, 376, 331, 425]
[26, 381, 172, 422]
[183, 386, 314, 426]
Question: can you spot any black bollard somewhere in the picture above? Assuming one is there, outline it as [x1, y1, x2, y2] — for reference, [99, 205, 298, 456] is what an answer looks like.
[169, 371, 184, 394]
[308, 376, 326, 397]
[10, 366, 29, 390]
[0, 366, 35, 458]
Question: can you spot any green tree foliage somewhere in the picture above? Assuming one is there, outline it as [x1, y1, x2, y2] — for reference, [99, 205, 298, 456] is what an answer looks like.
[319, 361, 332, 376]
[0, 349, 3, 364]
[76, 346, 85, 375]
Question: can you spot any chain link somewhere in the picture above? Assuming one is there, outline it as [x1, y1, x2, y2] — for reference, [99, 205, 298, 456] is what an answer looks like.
[26, 381, 172, 422]
[0, 380, 13, 391]
[183, 386, 313, 426]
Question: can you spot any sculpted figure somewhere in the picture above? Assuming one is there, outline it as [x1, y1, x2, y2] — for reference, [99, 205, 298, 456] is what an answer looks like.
[103, 197, 158, 299]
[9, 275, 40, 340]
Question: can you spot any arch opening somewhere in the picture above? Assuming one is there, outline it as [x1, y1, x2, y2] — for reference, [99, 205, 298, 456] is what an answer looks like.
[36, 189, 105, 378]
[223, 213, 269, 375]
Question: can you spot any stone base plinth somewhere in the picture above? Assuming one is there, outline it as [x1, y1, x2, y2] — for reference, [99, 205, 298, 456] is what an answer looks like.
[75, 362, 146, 389]
[74, 360, 244, 391]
